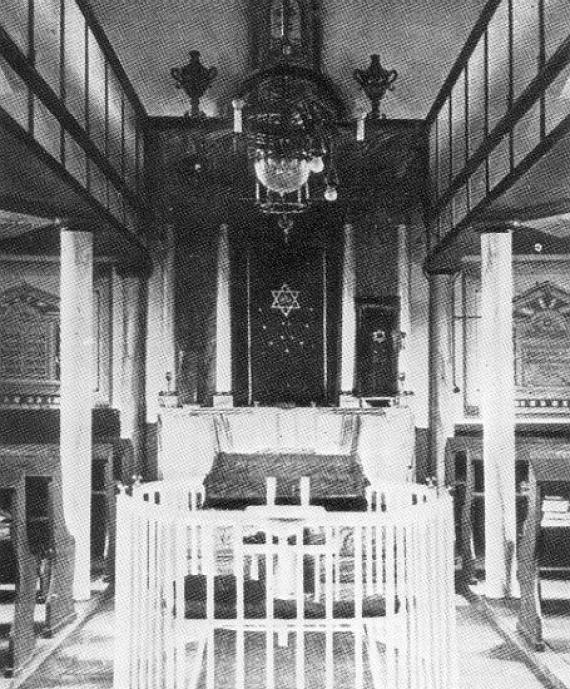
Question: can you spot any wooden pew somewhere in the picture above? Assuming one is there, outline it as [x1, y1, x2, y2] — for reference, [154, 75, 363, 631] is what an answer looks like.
[445, 438, 475, 588]
[517, 453, 570, 651]
[0, 445, 75, 643]
[0, 469, 39, 677]
[93, 439, 134, 583]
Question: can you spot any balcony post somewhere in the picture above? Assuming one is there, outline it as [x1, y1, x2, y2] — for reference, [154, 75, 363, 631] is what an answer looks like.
[428, 273, 453, 487]
[480, 225, 517, 599]
[60, 224, 93, 600]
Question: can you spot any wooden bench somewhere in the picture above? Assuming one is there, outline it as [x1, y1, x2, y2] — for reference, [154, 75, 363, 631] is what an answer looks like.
[518, 453, 570, 651]
[0, 446, 76, 646]
[0, 471, 37, 678]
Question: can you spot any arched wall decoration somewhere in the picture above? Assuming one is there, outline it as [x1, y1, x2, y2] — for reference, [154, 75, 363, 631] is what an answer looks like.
[513, 281, 570, 400]
[0, 283, 60, 406]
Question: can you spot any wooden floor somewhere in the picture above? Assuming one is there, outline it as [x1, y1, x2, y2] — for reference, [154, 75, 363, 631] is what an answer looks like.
[11, 594, 553, 689]
[470, 575, 570, 687]
[192, 629, 376, 689]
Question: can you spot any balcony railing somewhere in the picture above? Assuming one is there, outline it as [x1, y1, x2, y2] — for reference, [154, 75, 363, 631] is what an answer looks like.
[426, 0, 570, 244]
[0, 0, 146, 236]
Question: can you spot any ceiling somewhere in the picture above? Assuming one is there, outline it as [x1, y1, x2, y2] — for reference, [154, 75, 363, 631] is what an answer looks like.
[87, 0, 486, 120]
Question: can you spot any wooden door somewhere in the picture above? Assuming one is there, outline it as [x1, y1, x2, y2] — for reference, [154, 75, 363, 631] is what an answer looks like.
[356, 299, 399, 397]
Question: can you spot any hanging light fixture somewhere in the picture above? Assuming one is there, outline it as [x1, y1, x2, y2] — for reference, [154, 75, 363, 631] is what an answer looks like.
[170, 5, 400, 238]
[233, 62, 341, 232]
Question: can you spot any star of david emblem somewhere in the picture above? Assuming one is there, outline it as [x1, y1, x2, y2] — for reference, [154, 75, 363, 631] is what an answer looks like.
[271, 283, 300, 317]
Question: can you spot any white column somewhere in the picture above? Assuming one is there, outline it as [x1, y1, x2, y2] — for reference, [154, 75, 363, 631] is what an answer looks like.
[60, 227, 93, 601]
[145, 250, 165, 419]
[121, 277, 138, 441]
[480, 228, 517, 599]
[145, 226, 177, 420]
[213, 223, 233, 407]
[428, 273, 452, 487]
[163, 227, 177, 385]
[110, 266, 125, 412]
[339, 222, 359, 407]
[122, 274, 147, 473]
[397, 224, 411, 396]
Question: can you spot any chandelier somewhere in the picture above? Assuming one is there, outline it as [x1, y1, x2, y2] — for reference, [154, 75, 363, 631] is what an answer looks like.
[170, 30, 398, 237]
[233, 65, 342, 232]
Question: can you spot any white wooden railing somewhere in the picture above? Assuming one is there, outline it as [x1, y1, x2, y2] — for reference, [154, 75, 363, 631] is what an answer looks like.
[114, 479, 456, 689]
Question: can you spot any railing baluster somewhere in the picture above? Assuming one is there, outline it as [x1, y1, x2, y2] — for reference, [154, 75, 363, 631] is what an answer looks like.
[385, 523, 395, 686]
[175, 518, 186, 689]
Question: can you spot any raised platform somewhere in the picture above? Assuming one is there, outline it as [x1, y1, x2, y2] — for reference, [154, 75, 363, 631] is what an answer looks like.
[158, 405, 415, 486]
[204, 451, 368, 505]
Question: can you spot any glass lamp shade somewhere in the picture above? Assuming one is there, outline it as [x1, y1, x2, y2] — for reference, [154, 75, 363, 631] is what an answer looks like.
[324, 184, 338, 202]
[254, 156, 311, 194]
[308, 156, 324, 173]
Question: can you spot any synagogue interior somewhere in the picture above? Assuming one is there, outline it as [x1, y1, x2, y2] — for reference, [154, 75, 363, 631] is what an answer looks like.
[0, 0, 570, 686]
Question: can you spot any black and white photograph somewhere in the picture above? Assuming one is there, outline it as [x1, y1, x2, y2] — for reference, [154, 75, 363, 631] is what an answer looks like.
[0, 1, 569, 687]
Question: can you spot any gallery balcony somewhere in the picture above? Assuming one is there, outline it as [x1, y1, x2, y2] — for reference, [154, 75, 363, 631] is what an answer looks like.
[0, 0, 148, 264]
[424, 0, 570, 272]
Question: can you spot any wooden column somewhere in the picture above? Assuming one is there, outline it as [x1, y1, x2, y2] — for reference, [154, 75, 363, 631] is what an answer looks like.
[213, 223, 233, 407]
[145, 226, 177, 420]
[480, 227, 517, 599]
[111, 266, 125, 412]
[428, 273, 451, 487]
[145, 248, 165, 419]
[122, 273, 147, 474]
[397, 224, 411, 395]
[339, 222, 359, 407]
[164, 227, 177, 385]
[60, 226, 93, 600]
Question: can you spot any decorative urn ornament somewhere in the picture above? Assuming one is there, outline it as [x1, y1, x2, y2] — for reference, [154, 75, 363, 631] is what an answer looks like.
[171, 50, 218, 118]
[353, 54, 398, 119]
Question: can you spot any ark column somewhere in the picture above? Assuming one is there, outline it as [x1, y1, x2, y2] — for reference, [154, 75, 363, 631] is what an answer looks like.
[480, 225, 517, 598]
[213, 223, 233, 407]
[428, 273, 453, 487]
[121, 270, 148, 474]
[397, 223, 411, 395]
[60, 224, 93, 600]
[339, 222, 359, 407]
[146, 225, 177, 419]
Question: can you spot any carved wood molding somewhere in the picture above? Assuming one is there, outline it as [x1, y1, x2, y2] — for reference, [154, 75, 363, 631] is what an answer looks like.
[0, 283, 60, 400]
[0, 282, 59, 316]
[514, 281, 570, 397]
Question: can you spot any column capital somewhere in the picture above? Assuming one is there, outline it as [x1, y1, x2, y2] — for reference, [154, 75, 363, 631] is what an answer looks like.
[473, 220, 521, 234]
[55, 217, 96, 233]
